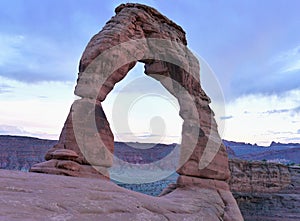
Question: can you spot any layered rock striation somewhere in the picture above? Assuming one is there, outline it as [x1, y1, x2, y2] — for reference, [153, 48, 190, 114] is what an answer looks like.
[229, 159, 291, 193]
[229, 159, 300, 221]
[30, 3, 242, 220]
[0, 135, 56, 171]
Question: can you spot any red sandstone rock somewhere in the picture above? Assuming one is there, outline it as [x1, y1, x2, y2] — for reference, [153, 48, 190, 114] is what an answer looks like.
[29, 3, 242, 220]
[31, 2, 229, 182]
[229, 159, 291, 193]
[0, 169, 243, 221]
[50, 149, 79, 161]
[229, 159, 300, 221]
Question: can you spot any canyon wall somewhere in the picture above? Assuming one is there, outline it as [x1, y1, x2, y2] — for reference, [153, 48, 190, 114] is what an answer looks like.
[229, 159, 300, 221]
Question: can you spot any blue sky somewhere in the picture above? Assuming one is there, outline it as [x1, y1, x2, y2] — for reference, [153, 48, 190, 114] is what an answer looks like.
[0, 0, 299, 145]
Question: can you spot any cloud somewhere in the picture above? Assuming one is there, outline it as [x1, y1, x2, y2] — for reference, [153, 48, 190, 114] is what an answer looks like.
[0, 83, 13, 94]
[220, 115, 233, 120]
[285, 137, 300, 143]
[231, 70, 300, 99]
[0, 124, 58, 140]
[0, 33, 78, 83]
[262, 105, 300, 115]
[223, 89, 300, 145]
[282, 60, 300, 73]
[0, 0, 123, 84]
[229, 45, 300, 99]
[293, 106, 300, 113]
[263, 109, 289, 114]
[0, 125, 26, 134]
[114, 132, 181, 145]
[37, 95, 48, 99]
[297, 129, 300, 134]
[274, 45, 300, 73]
[267, 130, 294, 135]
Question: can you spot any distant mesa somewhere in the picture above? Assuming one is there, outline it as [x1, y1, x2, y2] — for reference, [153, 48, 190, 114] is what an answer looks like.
[269, 141, 300, 147]
[223, 139, 300, 164]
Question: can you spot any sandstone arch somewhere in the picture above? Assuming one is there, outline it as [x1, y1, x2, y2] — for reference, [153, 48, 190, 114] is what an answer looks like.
[29, 4, 244, 220]
[31, 3, 230, 183]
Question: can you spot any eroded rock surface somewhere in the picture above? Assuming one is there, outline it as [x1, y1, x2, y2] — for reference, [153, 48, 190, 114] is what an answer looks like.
[0, 169, 242, 221]
[229, 159, 300, 221]
[229, 159, 291, 193]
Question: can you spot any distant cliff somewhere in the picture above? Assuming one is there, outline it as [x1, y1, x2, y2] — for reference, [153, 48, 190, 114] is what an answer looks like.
[229, 159, 300, 221]
[0, 135, 57, 171]
[223, 140, 300, 164]
[229, 159, 291, 193]
[1, 135, 299, 172]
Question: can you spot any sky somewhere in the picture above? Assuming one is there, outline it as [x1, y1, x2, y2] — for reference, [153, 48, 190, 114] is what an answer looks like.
[0, 0, 299, 145]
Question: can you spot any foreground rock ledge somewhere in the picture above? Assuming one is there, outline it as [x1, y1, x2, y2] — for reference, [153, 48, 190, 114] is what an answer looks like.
[1, 169, 242, 221]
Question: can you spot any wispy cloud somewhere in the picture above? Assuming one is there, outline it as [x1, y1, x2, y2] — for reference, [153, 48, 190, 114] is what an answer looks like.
[293, 106, 300, 113]
[263, 108, 289, 114]
[267, 130, 294, 135]
[0, 124, 57, 140]
[0, 125, 26, 134]
[230, 44, 300, 99]
[0, 33, 78, 83]
[220, 115, 233, 120]
[0, 83, 13, 94]
[283, 60, 300, 73]
[114, 132, 181, 145]
[272, 45, 300, 73]
[223, 89, 300, 144]
[262, 105, 300, 115]
[285, 137, 300, 143]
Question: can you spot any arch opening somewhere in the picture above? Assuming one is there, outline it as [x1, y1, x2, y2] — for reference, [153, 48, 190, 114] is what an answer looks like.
[102, 62, 183, 145]
[102, 62, 183, 195]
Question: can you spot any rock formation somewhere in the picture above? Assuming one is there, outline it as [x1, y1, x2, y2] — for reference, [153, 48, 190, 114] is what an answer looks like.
[30, 3, 243, 220]
[229, 159, 291, 193]
[0, 135, 56, 171]
[1, 169, 242, 221]
[31, 1, 229, 186]
[229, 159, 300, 221]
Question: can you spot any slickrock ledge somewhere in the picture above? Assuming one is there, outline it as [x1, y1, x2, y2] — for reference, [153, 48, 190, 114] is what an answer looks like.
[1, 169, 242, 221]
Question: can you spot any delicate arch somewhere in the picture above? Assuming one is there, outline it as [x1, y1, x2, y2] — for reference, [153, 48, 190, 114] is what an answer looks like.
[31, 3, 230, 182]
